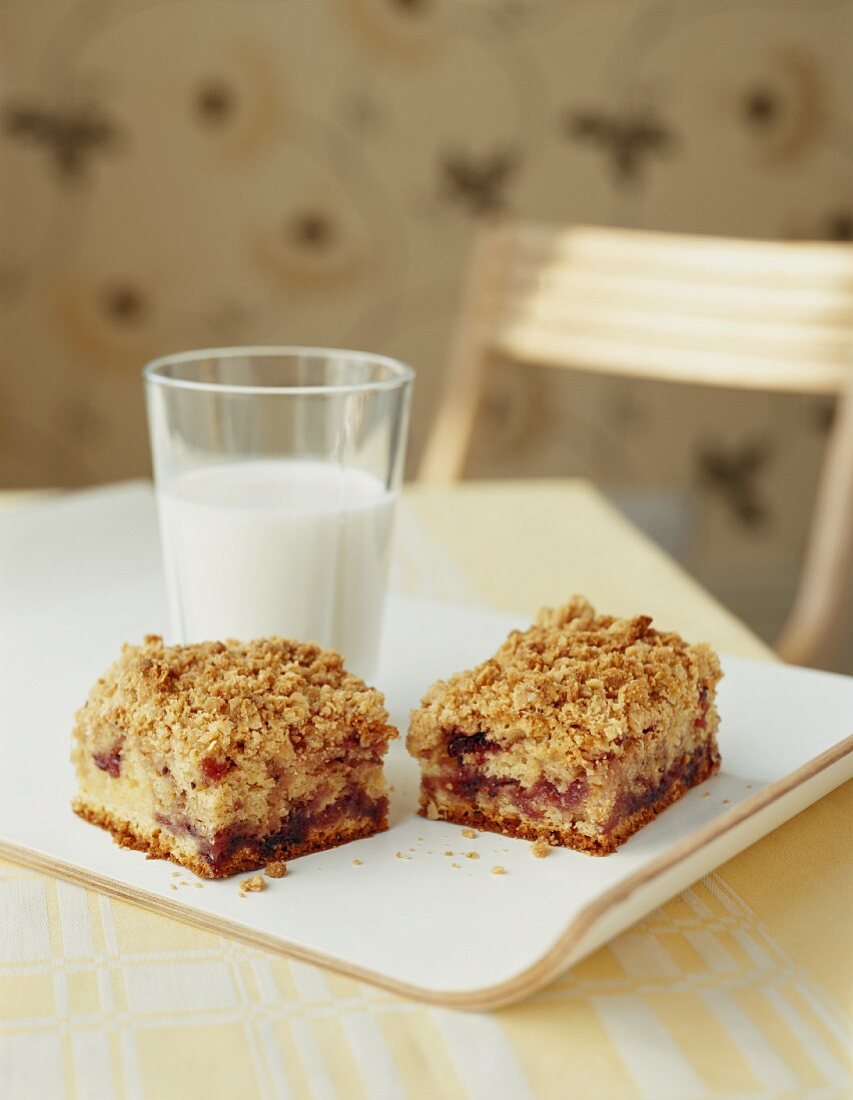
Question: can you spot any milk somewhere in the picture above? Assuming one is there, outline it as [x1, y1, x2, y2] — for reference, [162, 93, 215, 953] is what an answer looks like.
[157, 460, 396, 678]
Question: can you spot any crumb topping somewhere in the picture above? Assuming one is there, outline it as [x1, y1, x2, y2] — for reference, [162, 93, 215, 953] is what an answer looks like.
[491, 865, 506, 875]
[76, 635, 395, 768]
[264, 861, 287, 879]
[531, 839, 550, 859]
[239, 875, 266, 894]
[408, 596, 721, 768]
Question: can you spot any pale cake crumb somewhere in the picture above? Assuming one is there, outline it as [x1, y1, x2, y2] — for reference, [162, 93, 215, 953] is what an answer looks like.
[702, 790, 712, 798]
[491, 865, 506, 875]
[443, 850, 453, 857]
[465, 851, 480, 860]
[239, 875, 266, 894]
[169, 883, 177, 890]
[461, 828, 478, 839]
[194, 883, 204, 889]
[722, 798, 731, 805]
[171, 871, 181, 878]
[352, 859, 362, 866]
[451, 863, 460, 869]
[264, 861, 287, 879]
[395, 851, 410, 860]
[531, 839, 550, 859]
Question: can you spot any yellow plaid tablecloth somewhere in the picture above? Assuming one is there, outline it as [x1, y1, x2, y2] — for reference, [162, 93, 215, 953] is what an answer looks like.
[2, 481, 850, 1099]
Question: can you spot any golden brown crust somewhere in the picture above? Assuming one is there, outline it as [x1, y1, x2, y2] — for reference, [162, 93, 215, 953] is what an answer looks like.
[73, 798, 387, 879]
[417, 741, 720, 855]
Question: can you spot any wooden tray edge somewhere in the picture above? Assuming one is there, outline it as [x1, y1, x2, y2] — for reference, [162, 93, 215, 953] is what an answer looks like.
[1, 734, 850, 1011]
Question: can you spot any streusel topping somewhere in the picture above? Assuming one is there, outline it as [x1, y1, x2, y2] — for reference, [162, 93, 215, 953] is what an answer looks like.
[409, 597, 721, 766]
[77, 635, 394, 765]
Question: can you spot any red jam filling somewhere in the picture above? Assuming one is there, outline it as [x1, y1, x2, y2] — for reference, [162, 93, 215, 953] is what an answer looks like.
[201, 756, 234, 783]
[93, 745, 122, 778]
[694, 684, 710, 729]
[604, 743, 711, 831]
[156, 788, 386, 872]
[432, 729, 715, 835]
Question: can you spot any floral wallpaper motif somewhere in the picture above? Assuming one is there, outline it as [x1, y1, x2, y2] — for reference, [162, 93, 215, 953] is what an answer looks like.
[4, 99, 120, 180]
[1, 0, 851, 648]
[565, 105, 675, 184]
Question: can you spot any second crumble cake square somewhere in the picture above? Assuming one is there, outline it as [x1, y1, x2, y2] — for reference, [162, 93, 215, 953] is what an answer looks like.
[407, 597, 722, 854]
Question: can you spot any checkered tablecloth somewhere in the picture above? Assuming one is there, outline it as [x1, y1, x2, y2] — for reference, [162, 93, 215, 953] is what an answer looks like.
[2, 482, 850, 1099]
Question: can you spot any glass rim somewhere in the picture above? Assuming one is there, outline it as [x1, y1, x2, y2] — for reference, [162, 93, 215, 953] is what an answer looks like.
[142, 346, 415, 396]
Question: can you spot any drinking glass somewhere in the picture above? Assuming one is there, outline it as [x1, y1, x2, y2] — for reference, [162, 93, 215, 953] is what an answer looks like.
[143, 347, 414, 679]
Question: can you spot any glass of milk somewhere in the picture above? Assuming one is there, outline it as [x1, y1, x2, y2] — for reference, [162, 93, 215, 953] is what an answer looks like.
[143, 347, 414, 679]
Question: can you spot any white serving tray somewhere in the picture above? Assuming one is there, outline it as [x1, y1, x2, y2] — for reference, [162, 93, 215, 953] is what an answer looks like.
[1, 483, 851, 1009]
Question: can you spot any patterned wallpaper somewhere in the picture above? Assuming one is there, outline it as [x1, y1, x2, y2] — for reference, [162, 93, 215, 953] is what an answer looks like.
[1, 0, 851, 646]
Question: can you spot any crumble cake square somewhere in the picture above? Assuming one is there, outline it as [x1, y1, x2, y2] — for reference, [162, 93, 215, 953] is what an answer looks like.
[407, 597, 722, 855]
[72, 635, 396, 878]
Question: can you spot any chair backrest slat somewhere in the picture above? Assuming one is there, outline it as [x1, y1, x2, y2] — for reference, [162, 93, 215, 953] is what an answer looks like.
[498, 328, 846, 393]
[511, 223, 853, 286]
[484, 222, 853, 394]
[503, 265, 853, 324]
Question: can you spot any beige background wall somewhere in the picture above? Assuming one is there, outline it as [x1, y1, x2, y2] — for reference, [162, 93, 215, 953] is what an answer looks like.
[2, 0, 851, 655]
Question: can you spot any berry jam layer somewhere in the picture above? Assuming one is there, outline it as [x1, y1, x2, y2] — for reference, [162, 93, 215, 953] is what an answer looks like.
[156, 786, 388, 876]
[419, 733, 719, 855]
[73, 785, 388, 878]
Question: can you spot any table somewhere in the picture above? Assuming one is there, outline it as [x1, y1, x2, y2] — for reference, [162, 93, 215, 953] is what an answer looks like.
[1, 481, 850, 1099]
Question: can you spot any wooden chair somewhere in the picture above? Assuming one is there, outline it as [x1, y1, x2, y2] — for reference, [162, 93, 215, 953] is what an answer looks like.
[419, 218, 853, 667]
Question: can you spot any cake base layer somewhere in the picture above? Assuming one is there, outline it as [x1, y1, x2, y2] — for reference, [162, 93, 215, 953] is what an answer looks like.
[417, 742, 720, 856]
[73, 795, 388, 879]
